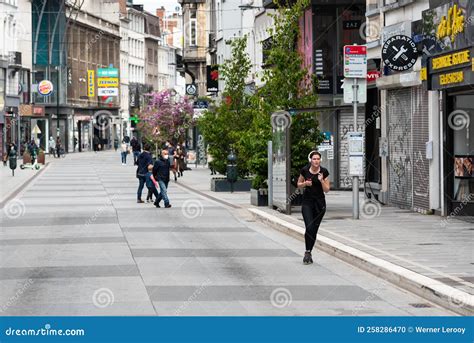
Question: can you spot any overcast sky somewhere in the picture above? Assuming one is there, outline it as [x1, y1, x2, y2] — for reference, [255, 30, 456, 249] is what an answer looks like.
[138, 0, 181, 14]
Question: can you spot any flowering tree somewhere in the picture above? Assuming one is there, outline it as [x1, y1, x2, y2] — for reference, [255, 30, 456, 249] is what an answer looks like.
[137, 89, 195, 149]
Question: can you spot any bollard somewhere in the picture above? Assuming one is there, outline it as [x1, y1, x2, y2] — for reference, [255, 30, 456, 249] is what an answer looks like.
[226, 149, 238, 193]
[8, 148, 17, 176]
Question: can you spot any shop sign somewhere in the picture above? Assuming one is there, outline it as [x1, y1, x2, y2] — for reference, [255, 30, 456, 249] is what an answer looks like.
[97, 78, 119, 87]
[382, 35, 418, 71]
[431, 49, 470, 70]
[428, 47, 474, 90]
[33, 106, 45, 116]
[98, 88, 119, 96]
[97, 68, 119, 77]
[38, 80, 53, 96]
[206, 65, 219, 93]
[422, 1, 473, 54]
[436, 4, 465, 43]
[367, 70, 381, 82]
[87, 70, 95, 97]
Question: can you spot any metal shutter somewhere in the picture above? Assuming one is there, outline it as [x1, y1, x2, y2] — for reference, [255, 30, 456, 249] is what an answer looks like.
[387, 88, 413, 209]
[412, 86, 430, 212]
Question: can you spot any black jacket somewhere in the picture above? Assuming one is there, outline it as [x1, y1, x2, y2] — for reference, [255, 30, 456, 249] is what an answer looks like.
[131, 138, 141, 152]
[153, 157, 171, 182]
[136, 151, 152, 177]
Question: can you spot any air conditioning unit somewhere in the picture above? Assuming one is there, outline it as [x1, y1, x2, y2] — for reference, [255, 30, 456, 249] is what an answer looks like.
[8, 51, 22, 70]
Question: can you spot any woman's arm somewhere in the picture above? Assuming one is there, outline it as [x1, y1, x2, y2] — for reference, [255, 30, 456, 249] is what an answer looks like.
[297, 175, 311, 188]
[320, 176, 330, 193]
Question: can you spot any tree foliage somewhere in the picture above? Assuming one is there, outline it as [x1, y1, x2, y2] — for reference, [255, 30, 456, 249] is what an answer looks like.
[199, 36, 253, 176]
[199, 0, 323, 189]
[137, 90, 195, 149]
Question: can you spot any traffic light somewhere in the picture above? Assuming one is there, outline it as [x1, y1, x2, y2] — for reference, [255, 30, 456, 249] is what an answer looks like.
[130, 114, 140, 128]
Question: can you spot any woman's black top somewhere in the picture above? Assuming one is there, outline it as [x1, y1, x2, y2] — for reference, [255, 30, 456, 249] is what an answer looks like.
[300, 165, 329, 200]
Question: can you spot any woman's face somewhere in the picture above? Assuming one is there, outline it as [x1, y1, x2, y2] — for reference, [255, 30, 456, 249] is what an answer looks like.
[310, 154, 321, 168]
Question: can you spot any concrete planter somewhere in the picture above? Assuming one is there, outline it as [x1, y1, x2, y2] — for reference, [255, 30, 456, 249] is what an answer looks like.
[37, 151, 45, 164]
[250, 188, 268, 206]
[210, 177, 252, 192]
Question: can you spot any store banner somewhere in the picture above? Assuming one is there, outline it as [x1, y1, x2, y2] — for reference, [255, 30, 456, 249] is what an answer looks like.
[206, 65, 219, 93]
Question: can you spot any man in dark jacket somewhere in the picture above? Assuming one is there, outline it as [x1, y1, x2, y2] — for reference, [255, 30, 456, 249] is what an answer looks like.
[136, 144, 153, 203]
[153, 149, 172, 208]
[130, 136, 141, 165]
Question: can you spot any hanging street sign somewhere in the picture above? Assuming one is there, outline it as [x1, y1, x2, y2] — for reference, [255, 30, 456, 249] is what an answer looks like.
[87, 70, 95, 97]
[186, 84, 197, 96]
[382, 35, 418, 71]
[343, 45, 367, 78]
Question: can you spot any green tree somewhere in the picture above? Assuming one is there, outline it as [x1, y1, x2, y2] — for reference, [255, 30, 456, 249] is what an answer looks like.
[198, 36, 253, 176]
[241, 0, 323, 188]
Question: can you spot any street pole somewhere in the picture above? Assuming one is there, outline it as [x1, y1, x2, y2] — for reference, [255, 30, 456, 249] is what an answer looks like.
[352, 78, 359, 220]
[56, 66, 60, 141]
[267, 140, 273, 209]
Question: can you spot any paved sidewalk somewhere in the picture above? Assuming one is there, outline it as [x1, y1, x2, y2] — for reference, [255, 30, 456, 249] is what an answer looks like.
[2, 150, 454, 316]
[177, 165, 474, 315]
[0, 158, 51, 205]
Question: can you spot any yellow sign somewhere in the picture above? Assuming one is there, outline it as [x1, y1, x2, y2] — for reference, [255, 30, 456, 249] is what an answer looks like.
[436, 4, 465, 43]
[97, 78, 119, 87]
[87, 70, 95, 97]
[420, 67, 427, 81]
[472, 58, 474, 71]
[439, 71, 464, 85]
[432, 50, 470, 70]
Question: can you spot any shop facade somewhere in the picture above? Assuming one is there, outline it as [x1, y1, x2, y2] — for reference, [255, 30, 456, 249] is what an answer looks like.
[422, 0, 473, 216]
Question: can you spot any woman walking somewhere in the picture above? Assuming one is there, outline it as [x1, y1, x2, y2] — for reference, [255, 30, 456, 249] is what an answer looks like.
[56, 136, 62, 158]
[49, 136, 56, 157]
[175, 145, 185, 178]
[297, 151, 330, 264]
[121, 140, 129, 165]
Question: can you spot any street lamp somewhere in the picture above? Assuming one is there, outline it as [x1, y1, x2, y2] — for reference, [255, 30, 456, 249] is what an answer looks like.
[54, 66, 60, 140]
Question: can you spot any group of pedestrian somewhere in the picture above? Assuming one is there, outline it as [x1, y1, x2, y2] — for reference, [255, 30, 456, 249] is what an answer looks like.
[48, 136, 63, 158]
[136, 143, 172, 208]
[165, 141, 186, 181]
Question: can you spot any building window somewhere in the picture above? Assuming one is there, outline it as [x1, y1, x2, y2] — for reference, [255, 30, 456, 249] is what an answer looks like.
[190, 10, 197, 46]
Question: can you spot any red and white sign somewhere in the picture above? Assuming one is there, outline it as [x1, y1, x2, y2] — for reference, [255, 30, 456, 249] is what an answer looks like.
[367, 70, 381, 82]
[343, 45, 367, 78]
